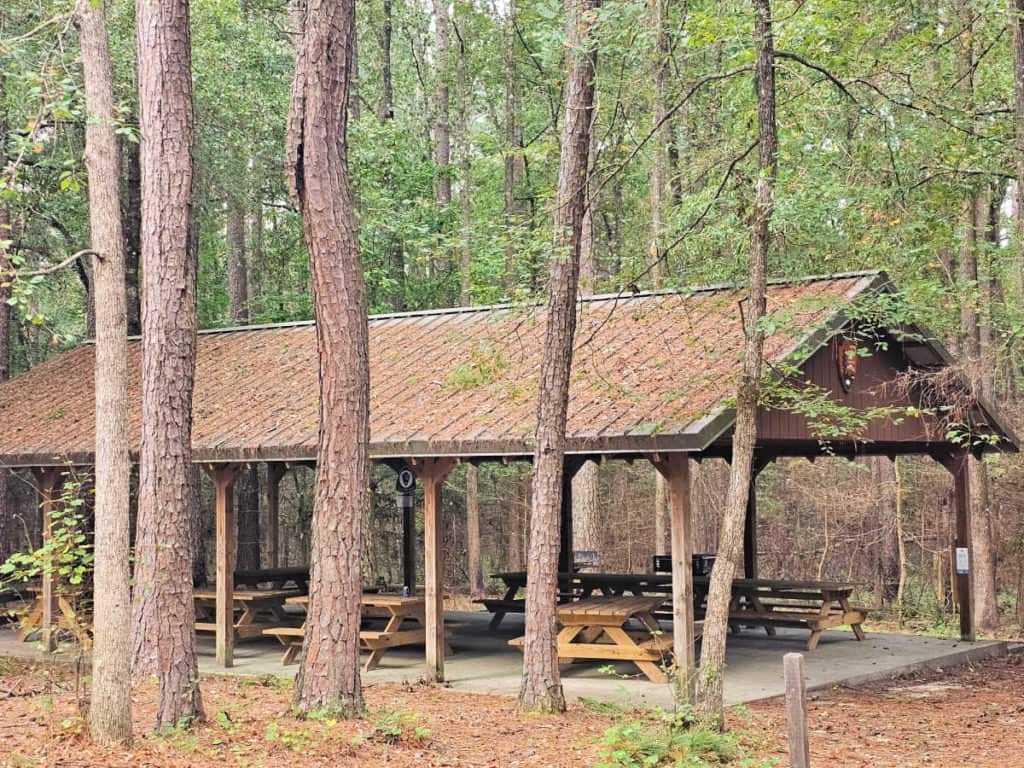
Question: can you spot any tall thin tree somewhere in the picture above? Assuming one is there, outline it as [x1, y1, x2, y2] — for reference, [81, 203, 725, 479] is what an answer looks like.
[0, 69, 11, 565]
[76, 0, 133, 743]
[694, 0, 776, 727]
[518, 0, 599, 714]
[286, 0, 370, 715]
[131, 0, 205, 728]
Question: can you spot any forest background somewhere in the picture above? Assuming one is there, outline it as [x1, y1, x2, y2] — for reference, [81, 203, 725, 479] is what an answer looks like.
[2, 0, 1024, 635]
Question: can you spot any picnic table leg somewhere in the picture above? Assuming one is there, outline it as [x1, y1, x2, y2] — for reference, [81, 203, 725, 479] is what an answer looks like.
[364, 612, 406, 672]
[835, 593, 866, 640]
[603, 626, 668, 684]
[18, 599, 44, 642]
[282, 643, 302, 665]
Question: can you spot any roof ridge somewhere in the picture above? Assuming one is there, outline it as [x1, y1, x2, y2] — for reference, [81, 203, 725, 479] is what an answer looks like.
[99, 270, 883, 342]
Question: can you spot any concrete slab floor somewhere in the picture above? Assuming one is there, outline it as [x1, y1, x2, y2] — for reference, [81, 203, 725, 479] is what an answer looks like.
[1, 610, 1008, 708]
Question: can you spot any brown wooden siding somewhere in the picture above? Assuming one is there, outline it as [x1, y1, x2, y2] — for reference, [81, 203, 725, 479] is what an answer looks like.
[758, 336, 941, 444]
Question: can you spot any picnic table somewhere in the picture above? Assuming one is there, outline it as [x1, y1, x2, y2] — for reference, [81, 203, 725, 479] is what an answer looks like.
[265, 594, 428, 669]
[16, 584, 91, 646]
[511, 596, 694, 683]
[481, 572, 672, 629]
[484, 571, 866, 650]
[708, 578, 867, 650]
[233, 567, 309, 592]
[194, 587, 299, 641]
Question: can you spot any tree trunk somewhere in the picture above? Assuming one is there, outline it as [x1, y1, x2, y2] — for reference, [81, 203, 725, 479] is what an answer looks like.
[501, 0, 525, 295]
[378, 0, 394, 121]
[236, 465, 261, 571]
[77, 0, 133, 743]
[131, 0, 204, 728]
[571, 460, 600, 569]
[694, 0, 775, 726]
[956, 3, 999, 630]
[0, 69, 10, 565]
[1012, 0, 1024, 286]
[432, 0, 452, 210]
[226, 194, 249, 323]
[122, 135, 142, 336]
[647, 0, 671, 288]
[869, 456, 900, 603]
[456, 17, 472, 304]
[654, 472, 669, 557]
[189, 464, 207, 586]
[466, 464, 484, 599]
[578, 105, 599, 294]
[518, 0, 599, 714]
[286, 0, 369, 715]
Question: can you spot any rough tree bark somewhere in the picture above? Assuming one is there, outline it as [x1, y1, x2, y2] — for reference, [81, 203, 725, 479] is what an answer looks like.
[518, 0, 599, 714]
[76, 0, 133, 743]
[130, 0, 205, 728]
[121, 135, 142, 336]
[286, 0, 370, 715]
[571, 461, 601, 569]
[694, 0, 775, 725]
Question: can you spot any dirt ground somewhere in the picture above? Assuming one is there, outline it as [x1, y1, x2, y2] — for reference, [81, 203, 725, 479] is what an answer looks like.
[1, 652, 1022, 767]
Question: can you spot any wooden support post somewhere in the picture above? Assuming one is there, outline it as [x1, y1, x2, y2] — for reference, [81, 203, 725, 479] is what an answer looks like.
[649, 453, 696, 704]
[206, 463, 242, 667]
[784, 653, 810, 768]
[32, 468, 61, 652]
[558, 457, 584, 574]
[934, 449, 973, 641]
[413, 458, 454, 683]
[266, 463, 286, 568]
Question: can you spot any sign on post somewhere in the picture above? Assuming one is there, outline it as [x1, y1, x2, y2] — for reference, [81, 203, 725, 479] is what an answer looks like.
[955, 547, 969, 575]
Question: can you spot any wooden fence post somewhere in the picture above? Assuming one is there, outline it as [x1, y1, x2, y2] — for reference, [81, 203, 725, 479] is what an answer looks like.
[784, 652, 810, 768]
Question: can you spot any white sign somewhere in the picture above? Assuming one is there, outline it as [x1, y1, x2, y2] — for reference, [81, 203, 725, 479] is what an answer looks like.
[955, 547, 969, 575]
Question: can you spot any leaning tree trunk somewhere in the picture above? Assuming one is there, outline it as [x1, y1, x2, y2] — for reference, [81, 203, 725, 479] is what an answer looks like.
[286, 0, 370, 716]
[77, 0, 133, 744]
[694, 0, 775, 727]
[131, 0, 204, 728]
[517, 0, 599, 715]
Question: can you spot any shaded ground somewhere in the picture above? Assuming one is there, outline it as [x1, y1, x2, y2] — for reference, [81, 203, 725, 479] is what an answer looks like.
[1, 652, 1022, 767]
